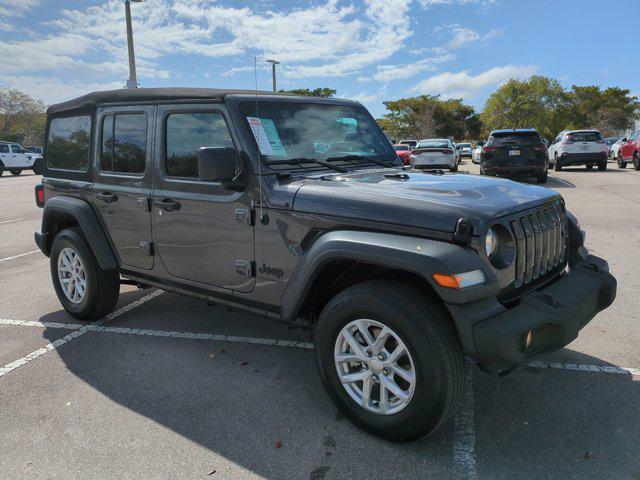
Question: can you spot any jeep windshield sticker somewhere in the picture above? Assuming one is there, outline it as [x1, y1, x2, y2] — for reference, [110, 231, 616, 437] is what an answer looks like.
[246, 117, 287, 156]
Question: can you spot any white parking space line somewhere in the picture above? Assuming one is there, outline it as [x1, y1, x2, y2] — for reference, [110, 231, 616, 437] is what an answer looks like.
[0, 319, 83, 330]
[0, 290, 163, 379]
[527, 360, 640, 377]
[452, 362, 477, 480]
[0, 218, 24, 225]
[0, 250, 41, 263]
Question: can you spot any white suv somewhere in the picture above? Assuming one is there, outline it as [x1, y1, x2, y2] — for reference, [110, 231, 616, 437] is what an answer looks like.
[548, 130, 608, 171]
[0, 142, 43, 176]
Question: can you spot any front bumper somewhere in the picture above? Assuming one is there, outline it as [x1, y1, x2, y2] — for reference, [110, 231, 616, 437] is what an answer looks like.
[448, 254, 616, 374]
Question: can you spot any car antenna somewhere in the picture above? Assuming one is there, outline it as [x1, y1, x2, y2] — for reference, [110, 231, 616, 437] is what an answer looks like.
[254, 56, 267, 225]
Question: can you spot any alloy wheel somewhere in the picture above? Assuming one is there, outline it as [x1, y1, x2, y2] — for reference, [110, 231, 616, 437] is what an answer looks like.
[57, 247, 87, 304]
[334, 319, 416, 415]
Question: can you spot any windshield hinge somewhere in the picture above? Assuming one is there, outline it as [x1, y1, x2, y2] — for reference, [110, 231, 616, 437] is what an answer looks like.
[453, 218, 473, 246]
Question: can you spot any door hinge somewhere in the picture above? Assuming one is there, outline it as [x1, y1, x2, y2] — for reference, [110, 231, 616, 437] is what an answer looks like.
[235, 259, 255, 277]
[138, 241, 154, 256]
[235, 208, 254, 226]
[137, 197, 152, 212]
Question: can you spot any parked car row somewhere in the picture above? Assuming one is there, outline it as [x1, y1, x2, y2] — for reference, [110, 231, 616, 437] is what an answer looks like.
[615, 131, 640, 169]
[0, 141, 44, 176]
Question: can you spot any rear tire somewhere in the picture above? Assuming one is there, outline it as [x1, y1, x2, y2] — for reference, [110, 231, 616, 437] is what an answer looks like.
[634, 153, 640, 171]
[315, 280, 464, 442]
[50, 228, 120, 320]
[598, 162, 607, 171]
[450, 164, 458, 172]
[536, 170, 548, 183]
[553, 155, 562, 171]
[10, 169, 21, 176]
[0, 161, 4, 177]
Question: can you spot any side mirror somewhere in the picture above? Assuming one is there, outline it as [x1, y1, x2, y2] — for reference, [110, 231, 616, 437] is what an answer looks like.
[621, 138, 628, 143]
[197, 147, 238, 182]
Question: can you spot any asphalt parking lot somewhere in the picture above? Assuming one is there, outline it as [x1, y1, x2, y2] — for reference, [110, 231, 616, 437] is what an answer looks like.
[1, 164, 639, 480]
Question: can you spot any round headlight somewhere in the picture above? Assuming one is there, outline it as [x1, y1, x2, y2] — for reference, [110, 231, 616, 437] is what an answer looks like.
[485, 228, 498, 258]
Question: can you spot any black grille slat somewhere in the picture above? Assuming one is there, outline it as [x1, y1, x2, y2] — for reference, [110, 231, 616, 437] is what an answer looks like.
[521, 216, 535, 284]
[536, 211, 550, 274]
[510, 219, 526, 287]
[530, 213, 543, 279]
[506, 202, 568, 289]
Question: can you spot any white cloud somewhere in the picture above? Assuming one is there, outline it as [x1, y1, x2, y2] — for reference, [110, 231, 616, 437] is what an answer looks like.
[410, 64, 538, 99]
[419, 0, 496, 9]
[0, 74, 124, 104]
[374, 53, 455, 82]
[0, 0, 39, 18]
[432, 23, 504, 53]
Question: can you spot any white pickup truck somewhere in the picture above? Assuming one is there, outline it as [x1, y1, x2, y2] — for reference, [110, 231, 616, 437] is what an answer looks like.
[0, 142, 43, 176]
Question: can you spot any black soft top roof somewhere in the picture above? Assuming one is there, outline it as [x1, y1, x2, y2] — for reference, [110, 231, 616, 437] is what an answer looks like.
[46, 87, 291, 115]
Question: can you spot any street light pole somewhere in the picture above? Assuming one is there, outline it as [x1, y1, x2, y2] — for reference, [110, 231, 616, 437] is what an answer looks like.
[125, 0, 142, 89]
[266, 59, 280, 92]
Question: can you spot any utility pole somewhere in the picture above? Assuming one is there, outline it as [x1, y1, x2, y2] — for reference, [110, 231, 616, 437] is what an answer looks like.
[266, 59, 280, 92]
[125, 0, 143, 89]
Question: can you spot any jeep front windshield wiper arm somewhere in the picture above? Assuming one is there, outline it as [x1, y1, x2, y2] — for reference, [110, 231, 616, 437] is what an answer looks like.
[325, 154, 396, 168]
[286, 157, 348, 173]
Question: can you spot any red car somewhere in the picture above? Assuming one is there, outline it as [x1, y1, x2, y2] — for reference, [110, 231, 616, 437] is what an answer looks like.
[394, 144, 411, 165]
[618, 130, 640, 169]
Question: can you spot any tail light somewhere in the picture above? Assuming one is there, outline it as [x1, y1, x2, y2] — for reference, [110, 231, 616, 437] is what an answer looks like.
[35, 184, 44, 208]
[533, 145, 547, 152]
[562, 137, 574, 144]
[482, 145, 496, 153]
[444, 149, 453, 154]
[596, 139, 605, 144]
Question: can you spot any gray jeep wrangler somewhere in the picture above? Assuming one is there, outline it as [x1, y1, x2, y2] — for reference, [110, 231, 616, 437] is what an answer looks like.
[35, 88, 616, 442]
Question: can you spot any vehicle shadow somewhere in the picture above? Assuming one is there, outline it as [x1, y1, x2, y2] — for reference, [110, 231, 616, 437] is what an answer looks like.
[39, 291, 453, 479]
[474, 348, 640, 479]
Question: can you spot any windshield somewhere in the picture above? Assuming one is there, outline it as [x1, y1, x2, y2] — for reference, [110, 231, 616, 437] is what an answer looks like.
[489, 131, 542, 146]
[416, 140, 450, 148]
[239, 101, 396, 167]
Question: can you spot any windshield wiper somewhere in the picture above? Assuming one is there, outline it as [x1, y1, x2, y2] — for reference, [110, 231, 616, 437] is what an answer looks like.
[325, 154, 396, 168]
[285, 157, 348, 173]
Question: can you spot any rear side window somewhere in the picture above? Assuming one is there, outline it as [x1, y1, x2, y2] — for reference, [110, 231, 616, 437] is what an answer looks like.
[165, 112, 234, 179]
[489, 131, 542, 146]
[101, 113, 147, 174]
[0, 144, 8, 153]
[567, 131, 602, 142]
[47, 116, 91, 171]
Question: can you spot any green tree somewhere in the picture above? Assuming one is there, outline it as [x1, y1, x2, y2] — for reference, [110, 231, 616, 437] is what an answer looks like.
[278, 87, 336, 98]
[480, 76, 567, 140]
[0, 86, 47, 144]
[379, 95, 480, 140]
[565, 86, 639, 136]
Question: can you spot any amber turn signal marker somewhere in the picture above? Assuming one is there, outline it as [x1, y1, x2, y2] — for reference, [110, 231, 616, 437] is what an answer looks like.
[432, 273, 462, 289]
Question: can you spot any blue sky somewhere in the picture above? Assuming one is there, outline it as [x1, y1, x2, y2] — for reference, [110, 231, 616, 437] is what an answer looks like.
[1, 0, 638, 118]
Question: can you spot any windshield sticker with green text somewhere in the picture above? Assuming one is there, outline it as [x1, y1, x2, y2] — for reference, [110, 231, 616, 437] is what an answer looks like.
[246, 117, 287, 156]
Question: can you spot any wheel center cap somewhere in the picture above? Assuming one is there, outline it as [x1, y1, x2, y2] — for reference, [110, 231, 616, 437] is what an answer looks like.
[368, 358, 383, 373]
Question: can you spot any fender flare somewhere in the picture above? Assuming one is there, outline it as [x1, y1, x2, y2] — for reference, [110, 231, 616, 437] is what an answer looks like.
[280, 230, 499, 322]
[36, 196, 118, 270]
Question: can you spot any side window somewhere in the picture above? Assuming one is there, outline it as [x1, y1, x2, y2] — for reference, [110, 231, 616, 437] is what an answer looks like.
[47, 116, 91, 171]
[11, 144, 23, 153]
[165, 112, 234, 179]
[0, 144, 9, 153]
[100, 113, 147, 174]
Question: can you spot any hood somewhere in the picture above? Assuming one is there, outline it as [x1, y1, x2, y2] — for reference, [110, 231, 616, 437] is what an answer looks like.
[292, 169, 561, 234]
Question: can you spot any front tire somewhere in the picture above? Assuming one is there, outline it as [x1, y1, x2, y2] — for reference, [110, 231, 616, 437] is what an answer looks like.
[598, 161, 607, 171]
[32, 159, 43, 175]
[634, 153, 640, 171]
[618, 152, 627, 169]
[315, 280, 464, 442]
[50, 228, 120, 320]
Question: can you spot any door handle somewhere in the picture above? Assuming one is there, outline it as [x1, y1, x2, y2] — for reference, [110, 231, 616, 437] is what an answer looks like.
[155, 198, 181, 212]
[97, 192, 118, 203]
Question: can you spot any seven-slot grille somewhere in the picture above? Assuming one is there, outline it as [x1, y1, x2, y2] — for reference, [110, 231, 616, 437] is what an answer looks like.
[509, 202, 567, 288]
